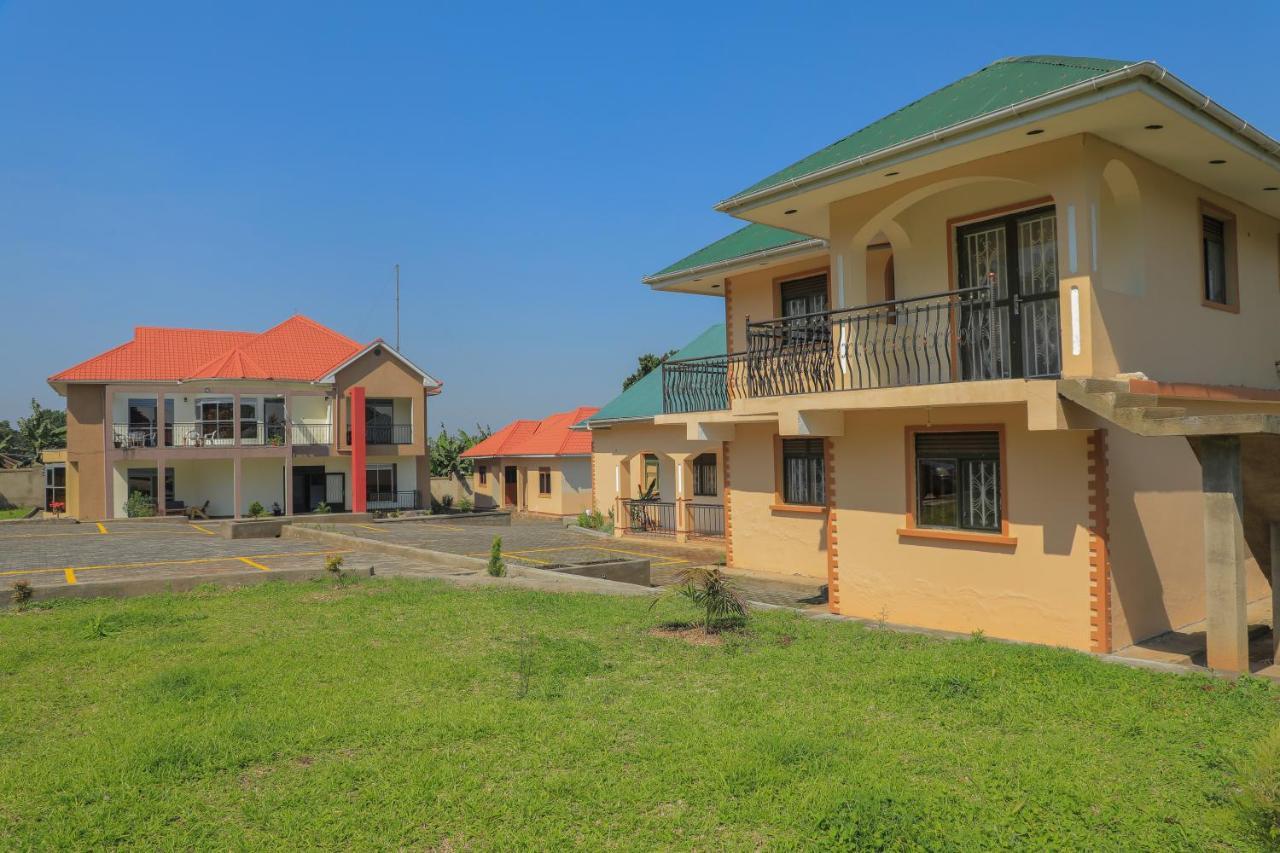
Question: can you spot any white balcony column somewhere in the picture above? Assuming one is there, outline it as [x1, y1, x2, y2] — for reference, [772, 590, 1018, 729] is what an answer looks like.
[233, 392, 242, 446]
[233, 456, 243, 520]
[284, 455, 294, 517]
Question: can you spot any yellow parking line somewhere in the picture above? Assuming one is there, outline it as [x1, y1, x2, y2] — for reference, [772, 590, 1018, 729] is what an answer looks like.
[352, 524, 386, 533]
[504, 553, 554, 565]
[96, 522, 108, 534]
[0, 549, 350, 579]
[191, 524, 217, 535]
[238, 557, 271, 572]
[64, 568, 77, 585]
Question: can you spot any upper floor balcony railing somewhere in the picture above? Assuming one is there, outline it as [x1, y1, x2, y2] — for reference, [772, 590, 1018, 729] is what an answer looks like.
[661, 285, 1053, 414]
[346, 423, 414, 445]
[113, 421, 332, 450]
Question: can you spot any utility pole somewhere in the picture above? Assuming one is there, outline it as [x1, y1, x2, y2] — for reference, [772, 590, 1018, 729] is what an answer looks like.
[394, 263, 400, 351]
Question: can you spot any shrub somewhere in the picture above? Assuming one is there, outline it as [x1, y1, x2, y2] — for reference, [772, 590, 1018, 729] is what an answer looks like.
[652, 565, 748, 632]
[457, 497, 473, 513]
[324, 553, 346, 586]
[248, 501, 265, 519]
[1240, 723, 1280, 842]
[125, 490, 155, 518]
[577, 508, 610, 531]
[10, 580, 33, 608]
[313, 502, 331, 514]
[487, 536, 506, 577]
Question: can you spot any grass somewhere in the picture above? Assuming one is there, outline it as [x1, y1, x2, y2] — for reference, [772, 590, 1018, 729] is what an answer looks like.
[1, 579, 1277, 849]
[0, 506, 33, 520]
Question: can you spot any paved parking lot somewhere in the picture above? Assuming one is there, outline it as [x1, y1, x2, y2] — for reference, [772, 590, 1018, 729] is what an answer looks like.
[0, 520, 348, 588]
[302, 518, 825, 608]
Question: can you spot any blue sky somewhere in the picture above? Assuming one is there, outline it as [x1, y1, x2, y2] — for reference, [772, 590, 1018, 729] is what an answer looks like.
[3, 1, 1279, 434]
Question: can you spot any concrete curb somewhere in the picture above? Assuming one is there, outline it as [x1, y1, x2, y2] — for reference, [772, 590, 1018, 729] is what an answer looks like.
[16, 566, 336, 605]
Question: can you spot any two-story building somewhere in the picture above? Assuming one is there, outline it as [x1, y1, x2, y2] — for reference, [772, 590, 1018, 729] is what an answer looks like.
[47, 315, 441, 520]
[592, 56, 1280, 672]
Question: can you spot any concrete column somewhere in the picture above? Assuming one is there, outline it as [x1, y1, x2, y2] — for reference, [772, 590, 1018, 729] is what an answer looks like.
[1272, 522, 1280, 664]
[1199, 436, 1249, 672]
[157, 392, 168, 450]
[284, 392, 293, 453]
[156, 457, 166, 517]
[672, 453, 691, 543]
[284, 455, 294, 517]
[348, 386, 367, 513]
[233, 456, 243, 520]
[233, 393, 242, 446]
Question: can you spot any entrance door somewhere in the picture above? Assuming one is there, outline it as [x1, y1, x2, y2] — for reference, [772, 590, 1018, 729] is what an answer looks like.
[956, 205, 1061, 379]
[292, 466, 327, 513]
[504, 466, 518, 507]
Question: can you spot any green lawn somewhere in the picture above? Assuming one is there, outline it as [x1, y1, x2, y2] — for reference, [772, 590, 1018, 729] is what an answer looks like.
[1, 578, 1277, 849]
[0, 506, 33, 520]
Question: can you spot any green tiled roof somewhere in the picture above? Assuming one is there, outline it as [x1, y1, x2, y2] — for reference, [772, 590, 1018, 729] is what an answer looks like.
[647, 223, 817, 280]
[726, 55, 1133, 203]
[586, 324, 726, 424]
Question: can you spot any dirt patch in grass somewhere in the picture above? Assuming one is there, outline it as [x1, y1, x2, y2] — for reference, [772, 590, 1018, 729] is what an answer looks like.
[648, 624, 728, 646]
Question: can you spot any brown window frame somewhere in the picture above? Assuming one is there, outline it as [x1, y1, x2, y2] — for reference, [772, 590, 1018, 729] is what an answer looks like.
[538, 467, 552, 496]
[692, 453, 717, 497]
[770, 437, 828, 513]
[899, 424, 1016, 546]
[1199, 200, 1239, 313]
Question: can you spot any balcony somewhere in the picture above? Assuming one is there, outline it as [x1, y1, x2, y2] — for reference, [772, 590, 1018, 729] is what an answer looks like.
[368, 489, 421, 511]
[346, 423, 414, 445]
[113, 421, 332, 450]
[662, 285, 1060, 414]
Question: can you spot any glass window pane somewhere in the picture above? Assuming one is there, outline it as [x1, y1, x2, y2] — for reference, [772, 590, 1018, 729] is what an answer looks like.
[917, 459, 958, 528]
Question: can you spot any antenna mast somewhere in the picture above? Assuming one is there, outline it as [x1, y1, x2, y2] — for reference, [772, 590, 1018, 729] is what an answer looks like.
[394, 263, 400, 351]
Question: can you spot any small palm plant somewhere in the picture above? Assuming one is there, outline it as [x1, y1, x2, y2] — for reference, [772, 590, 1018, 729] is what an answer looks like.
[653, 565, 748, 633]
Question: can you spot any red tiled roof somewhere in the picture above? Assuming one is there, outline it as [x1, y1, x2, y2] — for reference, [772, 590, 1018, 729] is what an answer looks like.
[49, 315, 364, 383]
[462, 407, 599, 458]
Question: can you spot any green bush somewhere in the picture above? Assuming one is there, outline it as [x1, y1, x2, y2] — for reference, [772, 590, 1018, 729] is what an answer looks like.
[1240, 722, 1280, 842]
[652, 565, 748, 632]
[248, 501, 265, 519]
[9, 580, 33, 608]
[125, 490, 155, 518]
[312, 502, 331, 514]
[457, 497, 473, 513]
[577, 508, 612, 532]
[487, 536, 506, 577]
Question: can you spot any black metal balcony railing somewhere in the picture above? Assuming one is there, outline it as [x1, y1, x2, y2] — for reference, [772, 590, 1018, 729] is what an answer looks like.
[662, 286, 1006, 414]
[621, 499, 677, 535]
[291, 423, 332, 446]
[346, 423, 413, 445]
[367, 490, 421, 511]
[686, 503, 725, 539]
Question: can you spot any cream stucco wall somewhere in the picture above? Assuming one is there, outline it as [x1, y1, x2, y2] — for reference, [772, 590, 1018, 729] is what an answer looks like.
[590, 421, 725, 524]
[470, 456, 593, 516]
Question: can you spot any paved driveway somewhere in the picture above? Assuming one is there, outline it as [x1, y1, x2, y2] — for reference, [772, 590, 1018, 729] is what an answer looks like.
[0, 520, 343, 588]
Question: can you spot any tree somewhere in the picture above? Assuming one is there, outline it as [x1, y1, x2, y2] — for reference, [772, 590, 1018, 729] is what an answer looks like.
[430, 423, 491, 478]
[17, 399, 66, 463]
[622, 349, 678, 391]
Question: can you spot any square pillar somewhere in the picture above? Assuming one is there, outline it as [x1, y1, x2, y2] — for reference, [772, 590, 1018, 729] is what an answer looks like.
[348, 386, 367, 513]
[1199, 436, 1249, 672]
[233, 456, 243, 520]
[156, 457, 166, 517]
[233, 393, 242, 446]
[284, 455, 294, 517]
[1272, 522, 1280, 664]
[672, 453, 692, 543]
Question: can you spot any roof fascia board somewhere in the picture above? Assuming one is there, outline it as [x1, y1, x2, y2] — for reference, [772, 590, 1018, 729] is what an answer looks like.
[718, 61, 1280, 215]
[643, 239, 827, 289]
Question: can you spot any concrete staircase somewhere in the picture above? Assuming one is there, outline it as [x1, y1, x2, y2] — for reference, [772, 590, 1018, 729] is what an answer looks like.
[1057, 379, 1280, 437]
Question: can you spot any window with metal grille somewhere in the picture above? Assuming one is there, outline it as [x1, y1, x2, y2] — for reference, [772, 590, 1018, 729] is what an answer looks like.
[779, 274, 830, 346]
[914, 431, 1000, 532]
[538, 467, 552, 495]
[692, 453, 717, 497]
[781, 438, 825, 506]
[1203, 214, 1228, 305]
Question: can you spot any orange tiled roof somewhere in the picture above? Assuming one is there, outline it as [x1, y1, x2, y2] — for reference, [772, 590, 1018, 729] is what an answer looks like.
[49, 315, 364, 383]
[462, 407, 599, 458]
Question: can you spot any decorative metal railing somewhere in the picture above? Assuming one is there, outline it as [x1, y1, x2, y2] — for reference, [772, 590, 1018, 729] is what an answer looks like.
[621, 499, 677, 535]
[686, 503, 725, 539]
[660, 286, 1008, 413]
[368, 490, 421, 511]
[112, 423, 157, 448]
[662, 352, 751, 414]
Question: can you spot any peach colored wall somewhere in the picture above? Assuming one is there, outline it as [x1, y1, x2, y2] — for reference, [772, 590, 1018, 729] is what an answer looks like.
[1105, 427, 1269, 647]
[335, 348, 428, 456]
[65, 384, 106, 520]
[725, 256, 833, 356]
[832, 405, 1094, 648]
[726, 422, 830, 580]
[471, 456, 592, 516]
[590, 421, 724, 517]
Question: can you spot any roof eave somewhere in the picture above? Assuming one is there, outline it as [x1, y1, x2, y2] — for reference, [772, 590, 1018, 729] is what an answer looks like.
[643, 238, 827, 289]
[716, 60, 1280, 215]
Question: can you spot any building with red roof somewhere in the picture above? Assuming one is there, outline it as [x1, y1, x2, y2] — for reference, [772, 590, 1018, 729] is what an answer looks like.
[47, 315, 441, 521]
[462, 407, 598, 516]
